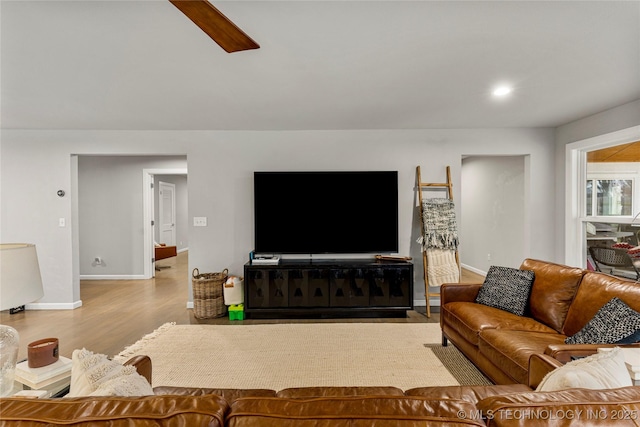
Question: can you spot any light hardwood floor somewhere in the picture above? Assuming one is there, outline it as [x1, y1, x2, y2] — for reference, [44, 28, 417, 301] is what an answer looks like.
[1, 251, 485, 361]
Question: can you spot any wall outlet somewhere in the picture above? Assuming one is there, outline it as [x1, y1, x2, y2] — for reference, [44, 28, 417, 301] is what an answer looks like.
[193, 217, 207, 227]
[487, 253, 491, 261]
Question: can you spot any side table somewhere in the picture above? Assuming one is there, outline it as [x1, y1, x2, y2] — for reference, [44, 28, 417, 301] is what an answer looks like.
[14, 356, 72, 398]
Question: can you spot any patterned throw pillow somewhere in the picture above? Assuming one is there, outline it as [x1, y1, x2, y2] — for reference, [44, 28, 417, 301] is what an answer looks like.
[617, 329, 640, 344]
[475, 266, 535, 316]
[565, 297, 640, 345]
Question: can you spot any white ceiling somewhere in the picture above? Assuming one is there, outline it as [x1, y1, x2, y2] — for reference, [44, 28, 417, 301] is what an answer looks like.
[2, 0, 639, 131]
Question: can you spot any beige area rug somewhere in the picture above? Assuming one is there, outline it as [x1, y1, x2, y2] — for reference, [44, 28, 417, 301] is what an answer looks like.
[115, 322, 489, 391]
[425, 344, 492, 386]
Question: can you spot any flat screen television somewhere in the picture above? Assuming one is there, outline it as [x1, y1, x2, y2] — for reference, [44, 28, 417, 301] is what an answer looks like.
[254, 171, 398, 255]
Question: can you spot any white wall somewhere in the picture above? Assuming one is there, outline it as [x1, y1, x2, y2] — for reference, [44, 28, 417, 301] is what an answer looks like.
[461, 156, 526, 274]
[77, 155, 188, 278]
[556, 100, 640, 147]
[0, 128, 556, 308]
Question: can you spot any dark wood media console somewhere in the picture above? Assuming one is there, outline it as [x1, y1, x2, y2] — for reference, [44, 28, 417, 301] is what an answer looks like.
[243, 259, 413, 318]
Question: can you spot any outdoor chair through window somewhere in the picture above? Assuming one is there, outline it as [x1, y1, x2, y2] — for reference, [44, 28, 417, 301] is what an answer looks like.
[588, 246, 640, 280]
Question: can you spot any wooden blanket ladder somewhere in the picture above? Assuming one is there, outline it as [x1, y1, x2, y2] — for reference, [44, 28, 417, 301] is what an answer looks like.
[416, 165, 460, 318]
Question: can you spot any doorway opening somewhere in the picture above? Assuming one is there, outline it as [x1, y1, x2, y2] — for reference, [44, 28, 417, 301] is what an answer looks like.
[159, 181, 177, 247]
[76, 156, 187, 282]
[565, 125, 640, 268]
[143, 168, 188, 278]
[460, 155, 528, 274]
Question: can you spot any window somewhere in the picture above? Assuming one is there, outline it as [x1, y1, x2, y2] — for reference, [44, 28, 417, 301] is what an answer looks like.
[586, 179, 633, 216]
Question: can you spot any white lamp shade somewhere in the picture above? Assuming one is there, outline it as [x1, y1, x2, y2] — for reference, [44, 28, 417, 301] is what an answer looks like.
[0, 244, 44, 311]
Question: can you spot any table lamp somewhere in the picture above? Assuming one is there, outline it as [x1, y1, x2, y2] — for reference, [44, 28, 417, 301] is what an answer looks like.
[0, 244, 44, 314]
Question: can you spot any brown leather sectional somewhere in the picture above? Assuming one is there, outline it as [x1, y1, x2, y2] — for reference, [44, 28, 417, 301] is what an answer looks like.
[2, 383, 639, 426]
[441, 258, 640, 385]
[2, 258, 639, 426]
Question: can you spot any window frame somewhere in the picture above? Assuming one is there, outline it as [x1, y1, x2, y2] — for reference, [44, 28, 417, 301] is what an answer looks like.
[586, 175, 635, 218]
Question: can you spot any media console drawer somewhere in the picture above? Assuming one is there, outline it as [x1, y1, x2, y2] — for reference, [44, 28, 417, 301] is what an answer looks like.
[244, 260, 413, 318]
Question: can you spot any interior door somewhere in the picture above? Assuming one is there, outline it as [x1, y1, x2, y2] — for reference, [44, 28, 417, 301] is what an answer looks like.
[159, 181, 176, 246]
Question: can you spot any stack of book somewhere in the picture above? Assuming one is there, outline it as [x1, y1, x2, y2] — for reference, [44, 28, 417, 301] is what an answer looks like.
[598, 347, 640, 386]
[623, 348, 640, 385]
[14, 356, 72, 397]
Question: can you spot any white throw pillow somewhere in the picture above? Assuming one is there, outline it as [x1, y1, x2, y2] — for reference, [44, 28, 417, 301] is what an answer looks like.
[536, 347, 632, 391]
[68, 348, 154, 397]
[88, 372, 155, 397]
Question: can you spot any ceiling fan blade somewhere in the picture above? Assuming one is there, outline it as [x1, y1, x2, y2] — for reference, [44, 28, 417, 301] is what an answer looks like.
[169, 0, 259, 53]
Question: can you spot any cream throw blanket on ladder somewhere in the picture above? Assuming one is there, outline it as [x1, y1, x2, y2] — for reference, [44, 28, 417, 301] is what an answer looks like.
[427, 249, 459, 287]
[419, 198, 460, 287]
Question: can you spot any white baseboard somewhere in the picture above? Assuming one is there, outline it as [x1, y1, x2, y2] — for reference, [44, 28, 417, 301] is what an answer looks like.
[177, 247, 188, 254]
[26, 300, 83, 310]
[80, 275, 147, 280]
[461, 263, 487, 277]
[413, 264, 485, 308]
[413, 297, 442, 306]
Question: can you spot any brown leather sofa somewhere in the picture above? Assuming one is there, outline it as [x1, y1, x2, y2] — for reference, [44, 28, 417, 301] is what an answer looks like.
[2, 382, 639, 426]
[1, 354, 639, 426]
[3, 257, 640, 426]
[441, 258, 640, 385]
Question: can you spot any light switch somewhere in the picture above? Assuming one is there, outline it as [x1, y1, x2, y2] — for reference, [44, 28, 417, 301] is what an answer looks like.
[59, 218, 66, 227]
[193, 217, 207, 227]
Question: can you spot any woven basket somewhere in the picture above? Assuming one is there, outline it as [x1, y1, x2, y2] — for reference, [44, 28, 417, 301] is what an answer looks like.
[192, 268, 228, 319]
[192, 268, 228, 299]
[193, 296, 227, 319]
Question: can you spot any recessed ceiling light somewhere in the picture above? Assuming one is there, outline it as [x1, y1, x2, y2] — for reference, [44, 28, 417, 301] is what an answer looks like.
[492, 85, 513, 97]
